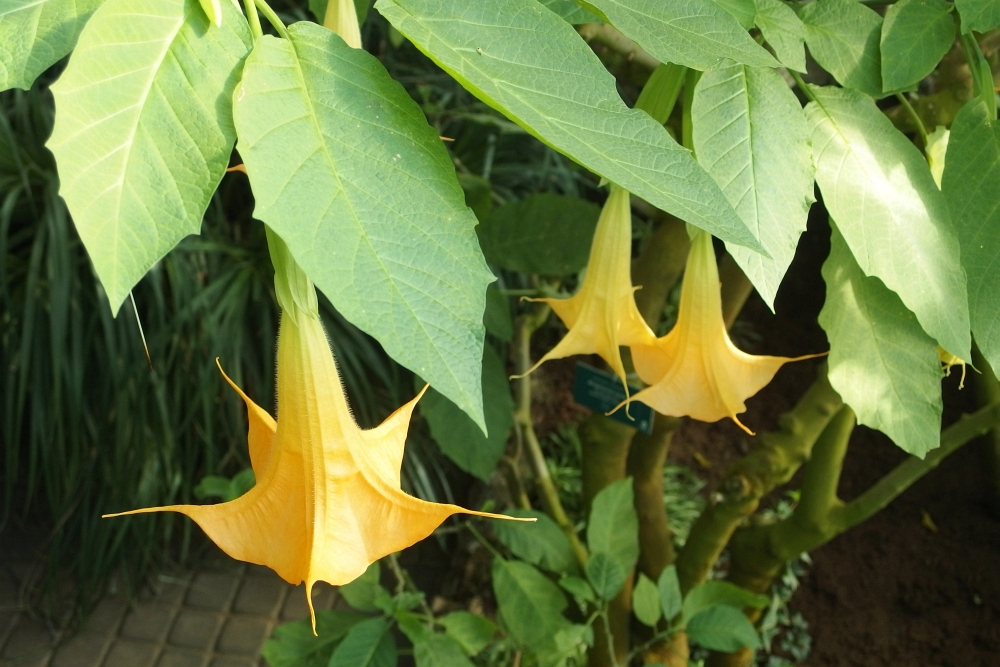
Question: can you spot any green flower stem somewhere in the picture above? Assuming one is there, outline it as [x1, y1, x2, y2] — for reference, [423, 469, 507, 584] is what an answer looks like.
[895, 93, 928, 145]
[514, 306, 590, 570]
[254, 0, 289, 39]
[242, 0, 262, 39]
[787, 69, 818, 104]
[634, 63, 686, 125]
[265, 227, 317, 321]
[675, 368, 843, 594]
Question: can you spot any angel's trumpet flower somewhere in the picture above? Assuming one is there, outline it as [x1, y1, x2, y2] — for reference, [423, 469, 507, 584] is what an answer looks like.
[518, 184, 655, 396]
[106, 234, 525, 632]
[623, 229, 822, 434]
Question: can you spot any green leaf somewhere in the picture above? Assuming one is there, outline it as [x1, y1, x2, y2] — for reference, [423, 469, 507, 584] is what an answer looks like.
[310, 0, 371, 25]
[492, 559, 569, 653]
[632, 573, 662, 627]
[658, 566, 682, 621]
[800, 0, 883, 97]
[440, 612, 497, 657]
[0, 0, 104, 91]
[233, 22, 493, 432]
[536, 624, 592, 667]
[261, 611, 367, 667]
[558, 575, 597, 602]
[586, 478, 639, 575]
[693, 63, 814, 309]
[880, 0, 955, 93]
[419, 345, 513, 479]
[686, 606, 761, 652]
[477, 194, 601, 275]
[944, 101, 1000, 376]
[819, 227, 943, 457]
[805, 85, 970, 361]
[329, 618, 396, 667]
[955, 0, 1000, 33]
[457, 173, 492, 222]
[539, 0, 601, 23]
[493, 508, 581, 575]
[483, 283, 512, 342]
[413, 633, 475, 667]
[193, 469, 256, 502]
[338, 561, 384, 613]
[48, 0, 250, 314]
[754, 0, 806, 73]
[375, 0, 763, 252]
[681, 581, 768, 626]
[585, 551, 626, 600]
[582, 0, 776, 70]
[714, 0, 756, 29]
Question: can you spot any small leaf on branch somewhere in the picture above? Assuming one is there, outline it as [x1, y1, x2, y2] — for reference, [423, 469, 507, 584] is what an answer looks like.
[754, 0, 807, 73]
[686, 605, 761, 652]
[880, 0, 955, 94]
[585, 551, 626, 600]
[586, 478, 639, 575]
[799, 0, 883, 97]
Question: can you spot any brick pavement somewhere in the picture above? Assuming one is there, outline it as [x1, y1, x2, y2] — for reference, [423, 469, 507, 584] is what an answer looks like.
[0, 530, 338, 667]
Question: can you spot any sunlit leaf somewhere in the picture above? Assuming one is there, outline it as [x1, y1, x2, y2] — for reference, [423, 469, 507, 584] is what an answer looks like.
[754, 0, 806, 73]
[805, 85, 970, 361]
[800, 0, 882, 97]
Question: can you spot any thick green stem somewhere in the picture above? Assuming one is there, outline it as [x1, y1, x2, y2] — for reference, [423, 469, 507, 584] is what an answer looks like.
[627, 415, 680, 579]
[675, 369, 843, 594]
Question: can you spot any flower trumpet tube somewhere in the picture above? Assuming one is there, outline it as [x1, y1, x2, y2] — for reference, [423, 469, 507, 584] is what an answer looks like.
[517, 184, 655, 395]
[623, 229, 823, 434]
[105, 231, 528, 632]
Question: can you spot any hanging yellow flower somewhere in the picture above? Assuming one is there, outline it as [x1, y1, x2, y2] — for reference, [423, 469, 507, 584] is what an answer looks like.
[106, 234, 524, 632]
[624, 229, 821, 434]
[519, 184, 655, 395]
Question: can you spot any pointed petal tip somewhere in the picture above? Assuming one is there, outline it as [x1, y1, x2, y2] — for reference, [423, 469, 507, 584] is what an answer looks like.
[306, 580, 318, 636]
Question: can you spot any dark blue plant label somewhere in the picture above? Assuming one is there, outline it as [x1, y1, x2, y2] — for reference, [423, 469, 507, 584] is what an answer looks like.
[572, 362, 654, 435]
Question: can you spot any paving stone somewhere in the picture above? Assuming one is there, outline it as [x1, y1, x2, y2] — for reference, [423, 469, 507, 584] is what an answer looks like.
[185, 573, 239, 611]
[51, 631, 110, 667]
[1, 615, 53, 661]
[168, 609, 224, 650]
[102, 639, 158, 667]
[80, 596, 127, 635]
[232, 576, 286, 617]
[280, 583, 335, 621]
[216, 616, 271, 655]
[155, 647, 209, 667]
[121, 604, 177, 643]
[143, 574, 192, 606]
[209, 657, 258, 667]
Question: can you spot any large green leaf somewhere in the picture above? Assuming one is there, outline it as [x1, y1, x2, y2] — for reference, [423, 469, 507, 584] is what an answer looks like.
[493, 508, 580, 575]
[261, 610, 367, 667]
[819, 227, 943, 457]
[686, 605, 761, 652]
[492, 559, 569, 653]
[419, 345, 513, 479]
[693, 63, 814, 309]
[955, 0, 1000, 33]
[585, 551, 626, 600]
[329, 618, 396, 667]
[800, 0, 882, 97]
[477, 194, 600, 275]
[631, 573, 662, 627]
[233, 22, 493, 431]
[880, 0, 955, 93]
[943, 101, 1000, 375]
[581, 0, 777, 70]
[754, 0, 806, 73]
[439, 612, 497, 657]
[413, 633, 475, 667]
[338, 562, 384, 613]
[714, 0, 756, 29]
[375, 0, 763, 252]
[48, 0, 250, 314]
[0, 0, 105, 91]
[680, 580, 768, 626]
[540, 0, 600, 23]
[805, 85, 970, 361]
[586, 478, 639, 575]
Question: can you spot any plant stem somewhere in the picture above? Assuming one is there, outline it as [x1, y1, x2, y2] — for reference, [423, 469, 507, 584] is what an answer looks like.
[895, 93, 928, 145]
[787, 70, 818, 104]
[242, 0, 263, 39]
[254, 0, 289, 39]
[514, 307, 589, 569]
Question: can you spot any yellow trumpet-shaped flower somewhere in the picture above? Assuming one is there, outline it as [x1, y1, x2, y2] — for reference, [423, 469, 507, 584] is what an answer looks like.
[106, 238, 524, 632]
[520, 185, 655, 395]
[625, 230, 822, 434]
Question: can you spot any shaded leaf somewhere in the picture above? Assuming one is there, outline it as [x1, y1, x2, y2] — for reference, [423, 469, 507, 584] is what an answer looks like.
[586, 478, 639, 575]
[48, 0, 250, 313]
[492, 559, 569, 653]
[233, 22, 492, 431]
[805, 85, 970, 360]
[955, 0, 1000, 33]
[585, 551, 626, 600]
[632, 573, 662, 627]
[944, 101, 1000, 376]
[539, 0, 601, 23]
[819, 227, 942, 457]
[440, 612, 497, 657]
[686, 605, 761, 652]
[582, 0, 776, 70]
[693, 63, 814, 309]
[413, 633, 475, 667]
[339, 561, 384, 613]
[419, 345, 513, 479]
[483, 284, 512, 342]
[477, 194, 600, 275]
[0, 0, 104, 91]
[329, 617, 396, 667]
[800, 0, 882, 97]
[261, 611, 367, 667]
[375, 0, 763, 251]
[493, 508, 580, 575]
[754, 0, 806, 72]
[880, 0, 955, 93]
[681, 581, 769, 625]
[559, 575, 597, 602]
[658, 566, 682, 621]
